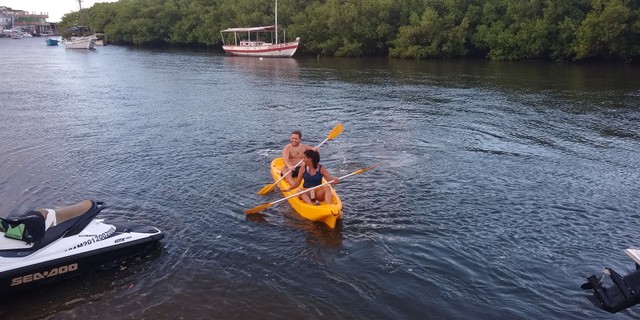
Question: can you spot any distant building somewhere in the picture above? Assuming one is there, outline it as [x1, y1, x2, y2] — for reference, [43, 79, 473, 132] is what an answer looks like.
[0, 6, 55, 35]
[0, 6, 16, 32]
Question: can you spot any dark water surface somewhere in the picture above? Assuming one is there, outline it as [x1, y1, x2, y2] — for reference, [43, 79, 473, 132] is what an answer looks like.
[1, 37, 639, 319]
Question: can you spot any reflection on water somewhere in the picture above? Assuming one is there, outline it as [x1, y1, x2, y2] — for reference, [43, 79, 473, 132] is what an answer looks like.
[246, 205, 344, 248]
[0, 243, 164, 319]
[223, 56, 300, 79]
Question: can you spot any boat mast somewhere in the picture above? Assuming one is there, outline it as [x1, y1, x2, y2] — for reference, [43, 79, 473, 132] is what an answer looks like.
[76, 0, 83, 28]
[275, 0, 278, 44]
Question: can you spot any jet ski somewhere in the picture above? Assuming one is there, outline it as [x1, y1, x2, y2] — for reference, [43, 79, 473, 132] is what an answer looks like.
[0, 200, 163, 294]
[581, 248, 640, 313]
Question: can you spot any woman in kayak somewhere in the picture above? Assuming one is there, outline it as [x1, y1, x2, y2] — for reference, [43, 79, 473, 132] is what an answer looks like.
[285, 149, 339, 205]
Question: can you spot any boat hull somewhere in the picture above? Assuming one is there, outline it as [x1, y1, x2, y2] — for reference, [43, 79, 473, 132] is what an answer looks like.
[0, 227, 162, 294]
[270, 157, 343, 228]
[62, 35, 96, 50]
[45, 39, 59, 46]
[222, 41, 299, 57]
[0, 200, 163, 295]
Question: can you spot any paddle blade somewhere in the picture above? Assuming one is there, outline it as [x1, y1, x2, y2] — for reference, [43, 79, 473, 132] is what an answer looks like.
[245, 202, 273, 214]
[257, 183, 276, 195]
[326, 123, 344, 140]
[353, 164, 379, 175]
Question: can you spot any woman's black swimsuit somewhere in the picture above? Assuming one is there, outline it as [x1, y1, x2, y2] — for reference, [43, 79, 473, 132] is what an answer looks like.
[303, 165, 323, 188]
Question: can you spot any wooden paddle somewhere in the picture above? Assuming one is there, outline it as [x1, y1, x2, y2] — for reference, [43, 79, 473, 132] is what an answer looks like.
[246, 164, 377, 214]
[256, 123, 344, 195]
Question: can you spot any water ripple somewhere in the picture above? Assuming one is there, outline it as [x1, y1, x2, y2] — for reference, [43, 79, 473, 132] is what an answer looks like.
[1, 41, 640, 319]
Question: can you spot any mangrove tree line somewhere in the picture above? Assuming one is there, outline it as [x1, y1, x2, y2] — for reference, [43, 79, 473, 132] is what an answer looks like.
[58, 0, 640, 62]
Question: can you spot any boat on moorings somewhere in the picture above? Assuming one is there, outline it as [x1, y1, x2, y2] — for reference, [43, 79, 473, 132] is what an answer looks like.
[220, 26, 299, 57]
[45, 38, 59, 46]
[220, 0, 299, 58]
[10, 30, 22, 39]
[62, 1, 97, 50]
[62, 35, 96, 49]
[270, 157, 342, 228]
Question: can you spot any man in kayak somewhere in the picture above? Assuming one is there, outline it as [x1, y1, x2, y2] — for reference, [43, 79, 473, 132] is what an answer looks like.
[281, 130, 313, 184]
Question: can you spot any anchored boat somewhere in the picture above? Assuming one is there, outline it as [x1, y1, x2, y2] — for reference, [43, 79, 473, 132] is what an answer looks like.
[62, 0, 97, 50]
[45, 38, 59, 46]
[270, 157, 342, 228]
[62, 33, 96, 49]
[220, 0, 299, 58]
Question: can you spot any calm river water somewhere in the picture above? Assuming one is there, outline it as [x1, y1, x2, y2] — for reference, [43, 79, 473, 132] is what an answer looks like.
[1, 37, 639, 319]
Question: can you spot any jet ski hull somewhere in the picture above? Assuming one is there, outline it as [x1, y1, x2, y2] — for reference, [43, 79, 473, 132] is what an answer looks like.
[0, 201, 163, 294]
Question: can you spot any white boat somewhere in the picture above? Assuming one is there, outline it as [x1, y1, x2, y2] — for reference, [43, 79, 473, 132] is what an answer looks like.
[63, 35, 96, 49]
[9, 29, 23, 39]
[62, 0, 97, 50]
[220, 0, 299, 58]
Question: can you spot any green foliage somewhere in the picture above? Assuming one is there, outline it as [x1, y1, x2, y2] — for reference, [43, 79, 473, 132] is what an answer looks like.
[390, 0, 476, 59]
[573, 0, 637, 61]
[471, 0, 550, 60]
[64, 0, 639, 62]
[289, 0, 403, 57]
[541, 1, 588, 60]
[170, 1, 219, 45]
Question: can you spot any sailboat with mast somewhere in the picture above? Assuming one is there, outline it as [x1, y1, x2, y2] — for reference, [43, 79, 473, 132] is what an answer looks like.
[62, 0, 96, 50]
[220, 0, 299, 58]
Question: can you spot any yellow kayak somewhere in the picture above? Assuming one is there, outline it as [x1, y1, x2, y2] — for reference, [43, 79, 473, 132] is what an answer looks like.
[270, 157, 343, 228]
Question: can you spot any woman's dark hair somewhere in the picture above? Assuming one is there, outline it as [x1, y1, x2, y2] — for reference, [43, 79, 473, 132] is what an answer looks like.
[303, 149, 320, 169]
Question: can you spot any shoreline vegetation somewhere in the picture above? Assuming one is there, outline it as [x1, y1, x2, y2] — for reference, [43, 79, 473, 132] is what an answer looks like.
[58, 0, 640, 62]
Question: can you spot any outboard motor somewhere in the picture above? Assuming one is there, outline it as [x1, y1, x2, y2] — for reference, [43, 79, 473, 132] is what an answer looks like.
[583, 265, 640, 313]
